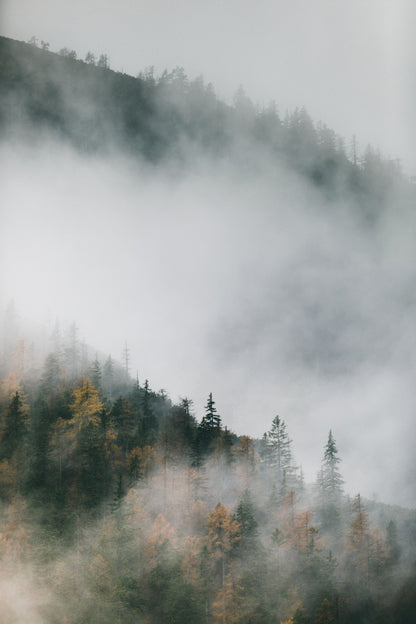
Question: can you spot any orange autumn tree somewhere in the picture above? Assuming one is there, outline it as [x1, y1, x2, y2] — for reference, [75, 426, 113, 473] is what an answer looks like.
[70, 378, 103, 433]
[212, 572, 243, 624]
[207, 503, 241, 588]
[51, 378, 113, 505]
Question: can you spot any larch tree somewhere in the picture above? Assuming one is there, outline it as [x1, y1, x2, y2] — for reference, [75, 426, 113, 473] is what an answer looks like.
[347, 494, 371, 587]
[207, 503, 241, 590]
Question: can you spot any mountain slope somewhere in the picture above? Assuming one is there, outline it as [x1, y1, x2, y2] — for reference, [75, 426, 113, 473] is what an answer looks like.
[0, 35, 410, 208]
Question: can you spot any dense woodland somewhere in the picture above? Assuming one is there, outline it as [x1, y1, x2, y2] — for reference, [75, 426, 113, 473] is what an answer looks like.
[0, 36, 416, 623]
[1, 305, 416, 624]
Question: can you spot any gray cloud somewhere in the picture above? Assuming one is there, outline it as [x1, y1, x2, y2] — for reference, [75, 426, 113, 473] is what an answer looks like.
[2, 136, 415, 507]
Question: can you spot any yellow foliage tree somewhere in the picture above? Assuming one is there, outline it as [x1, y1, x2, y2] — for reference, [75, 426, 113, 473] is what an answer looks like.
[207, 503, 241, 588]
[127, 445, 154, 480]
[208, 503, 241, 555]
[0, 458, 17, 499]
[143, 513, 176, 572]
[291, 510, 320, 553]
[51, 378, 103, 492]
[234, 435, 256, 483]
[70, 378, 103, 433]
[315, 597, 335, 623]
[212, 572, 243, 624]
[347, 496, 372, 585]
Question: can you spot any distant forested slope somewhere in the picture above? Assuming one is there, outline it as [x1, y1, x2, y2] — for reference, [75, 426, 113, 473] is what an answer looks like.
[0, 35, 411, 212]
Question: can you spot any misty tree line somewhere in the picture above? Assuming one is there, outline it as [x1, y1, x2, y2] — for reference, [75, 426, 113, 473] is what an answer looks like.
[0, 308, 415, 623]
[27, 35, 109, 69]
[1, 34, 411, 220]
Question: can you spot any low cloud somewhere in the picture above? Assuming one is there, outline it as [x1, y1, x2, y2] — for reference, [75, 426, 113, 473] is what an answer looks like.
[1, 131, 415, 507]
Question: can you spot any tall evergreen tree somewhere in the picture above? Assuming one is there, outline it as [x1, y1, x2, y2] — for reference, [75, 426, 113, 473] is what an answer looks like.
[89, 355, 102, 390]
[236, 489, 258, 541]
[141, 379, 158, 443]
[316, 430, 344, 531]
[201, 393, 221, 430]
[321, 430, 344, 501]
[199, 392, 221, 452]
[0, 391, 28, 460]
[102, 355, 114, 398]
[265, 415, 295, 484]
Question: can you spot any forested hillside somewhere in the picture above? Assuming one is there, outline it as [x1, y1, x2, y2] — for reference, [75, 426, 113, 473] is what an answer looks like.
[0, 35, 412, 205]
[1, 36, 416, 623]
[0, 306, 415, 623]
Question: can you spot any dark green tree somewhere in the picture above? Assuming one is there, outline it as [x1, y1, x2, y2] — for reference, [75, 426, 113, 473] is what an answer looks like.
[102, 355, 114, 397]
[386, 519, 401, 567]
[141, 379, 158, 443]
[198, 392, 221, 452]
[236, 489, 258, 541]
[317, 430, 344, 531]
[265, 415, 295, 483]
[321, 430, 344, 501]
[89, 355, 102, 390]
[201, 392, 221, 430]
[111, 396, 135, 454]
[0, 391, 28, 460]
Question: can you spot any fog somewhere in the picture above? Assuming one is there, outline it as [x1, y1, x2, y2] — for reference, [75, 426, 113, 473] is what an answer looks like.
[2, 0, 416, 174]
[1, 133, 415, 508]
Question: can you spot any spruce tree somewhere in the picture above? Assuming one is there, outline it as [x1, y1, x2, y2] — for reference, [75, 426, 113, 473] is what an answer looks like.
[318, 430, 344, 531]
[0, 391, 28, 460]
[199, 392, 221, 452]
[266, 415, 295, 483]
[201, 392, 221, 430]
[236, 489, 258, 540]
[321, 430, 344, 501]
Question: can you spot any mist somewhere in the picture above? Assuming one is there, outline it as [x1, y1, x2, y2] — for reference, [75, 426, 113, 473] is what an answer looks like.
[2, 1, 416, 175]
[1, 8, 416, 622]
[1, 126, 415, 508]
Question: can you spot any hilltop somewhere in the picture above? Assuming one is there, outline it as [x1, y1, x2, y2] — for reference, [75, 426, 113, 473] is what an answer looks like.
[1, 36, 411, 208]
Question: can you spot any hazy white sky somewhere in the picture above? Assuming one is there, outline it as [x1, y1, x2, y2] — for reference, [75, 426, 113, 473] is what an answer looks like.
[1, 0, 415, 173]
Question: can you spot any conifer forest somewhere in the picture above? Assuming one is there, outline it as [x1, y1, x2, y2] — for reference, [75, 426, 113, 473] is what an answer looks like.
[0, 36, 416, 623]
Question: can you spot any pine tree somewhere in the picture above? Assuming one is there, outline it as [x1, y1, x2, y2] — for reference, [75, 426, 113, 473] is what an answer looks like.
[0, 391, 28, 460]
[41, 353, 62, 393]
[316, 431, 344, 532]
[386, 519, 401, 566]
[201, 393, 221, 430]
[141, 379, 158, 443]
[265, 415, 295, 484]
[89, 355, 102, 390]
[235, 489, 258, 545]
[321, 430, 344, 501]
[199, 393, 222, 452]
[63, 323, 80, 380]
